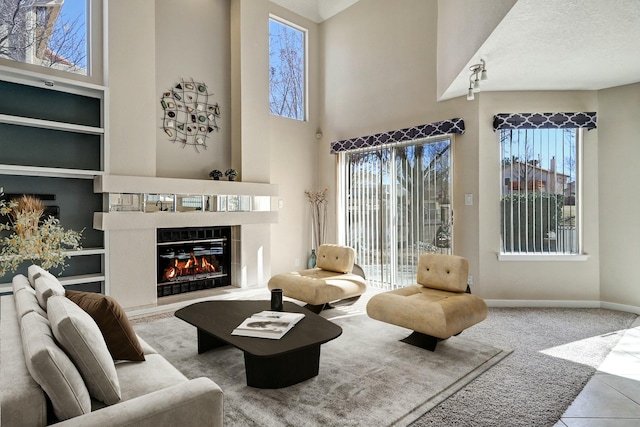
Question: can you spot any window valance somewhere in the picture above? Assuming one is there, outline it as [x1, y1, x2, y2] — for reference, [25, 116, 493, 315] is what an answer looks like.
[330, 118, 465, 154]
[493, 112, 597, 131]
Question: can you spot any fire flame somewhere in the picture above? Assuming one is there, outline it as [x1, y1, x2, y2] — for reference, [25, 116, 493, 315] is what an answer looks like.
[163, 252, 216, 281]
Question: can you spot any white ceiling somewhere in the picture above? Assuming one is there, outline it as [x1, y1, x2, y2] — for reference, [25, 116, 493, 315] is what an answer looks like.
[272, 0, 640, 99]
[270, 0, 360, 23]
[442, 0, 640, 99]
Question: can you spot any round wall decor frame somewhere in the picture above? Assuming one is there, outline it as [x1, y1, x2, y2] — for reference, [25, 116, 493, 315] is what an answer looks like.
[160, 78, 221, 152]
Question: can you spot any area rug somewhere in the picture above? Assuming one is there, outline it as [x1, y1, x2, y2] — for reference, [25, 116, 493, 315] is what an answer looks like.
[134, 307, 511, 427]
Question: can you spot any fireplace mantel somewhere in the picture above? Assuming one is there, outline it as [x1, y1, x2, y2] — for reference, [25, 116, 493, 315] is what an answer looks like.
[93, 174, 279, 231]
[94, 174, 278, 196]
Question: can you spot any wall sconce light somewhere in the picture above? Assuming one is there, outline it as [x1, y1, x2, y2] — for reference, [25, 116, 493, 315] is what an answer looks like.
[466, 59, 488, 101]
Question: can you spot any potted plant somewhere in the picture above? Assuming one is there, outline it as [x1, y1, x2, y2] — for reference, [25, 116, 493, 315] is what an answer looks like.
[209, 169, 223, 180]
[225, 169, 238, 181]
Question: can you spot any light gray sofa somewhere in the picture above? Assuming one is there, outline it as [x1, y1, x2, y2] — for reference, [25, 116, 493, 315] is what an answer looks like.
[1, 271, 224, 427]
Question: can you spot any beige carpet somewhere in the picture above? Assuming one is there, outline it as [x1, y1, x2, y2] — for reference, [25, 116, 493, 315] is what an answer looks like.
[133, 297, 511, 427]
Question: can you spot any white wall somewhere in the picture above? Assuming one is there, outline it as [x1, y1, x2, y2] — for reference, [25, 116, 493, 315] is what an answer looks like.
[155, 0, 231, 180]
[598, 83, 640, 309]
[268, 4, 321, 274]
[317, 0, 638, 307]
[106, 0, 157, 177]
[105, 0, 158, 308]
[477, 91, 601, 303]
[102, 0, 640, 309]
[103, 0, 286, 307]
[319, 0, 482, 284]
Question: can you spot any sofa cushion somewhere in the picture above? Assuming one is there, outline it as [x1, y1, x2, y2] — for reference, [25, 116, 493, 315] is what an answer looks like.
[65, 291, 145, 361]
[20, 311, 91, 421]
[48, 296, 122, 405]
[416, 253, 469, 293]
[115, 353, 188, 402]
[34, 274, 66, 309]
[28, 264, 58, 287]
[1, 296, 49, 427]
[14, 285, 47, 320]
[316, 244, 355, 274]
[12, 274, 33, 294]
[268, 269, 367, 306]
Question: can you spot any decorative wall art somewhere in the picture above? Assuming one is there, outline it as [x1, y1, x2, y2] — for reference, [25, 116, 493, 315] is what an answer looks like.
[160, 78, 221, 152]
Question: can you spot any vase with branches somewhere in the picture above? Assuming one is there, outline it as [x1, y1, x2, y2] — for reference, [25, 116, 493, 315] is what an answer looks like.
[305, 189, 328, 267]
[0, 191, 83, 277]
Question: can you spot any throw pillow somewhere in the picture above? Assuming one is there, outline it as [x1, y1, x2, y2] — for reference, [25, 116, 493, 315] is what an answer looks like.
[34, 275, 66, 310]
[65, 290, 145, 361]
[47, 296, 122, 405]
[20, 311, 91, 421]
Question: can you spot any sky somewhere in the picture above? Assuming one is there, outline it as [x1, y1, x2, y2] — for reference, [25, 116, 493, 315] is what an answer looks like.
[55, 0, 87, 69]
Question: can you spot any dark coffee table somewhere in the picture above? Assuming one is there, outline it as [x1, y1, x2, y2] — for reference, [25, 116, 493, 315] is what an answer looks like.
[174, 300, 342, 388]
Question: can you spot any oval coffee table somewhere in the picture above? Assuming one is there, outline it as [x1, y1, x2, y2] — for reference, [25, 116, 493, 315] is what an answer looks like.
[175, 300, 342, 388]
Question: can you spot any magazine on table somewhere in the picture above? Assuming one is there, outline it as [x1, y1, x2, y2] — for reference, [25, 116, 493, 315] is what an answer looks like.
[231, 310, 305, 339]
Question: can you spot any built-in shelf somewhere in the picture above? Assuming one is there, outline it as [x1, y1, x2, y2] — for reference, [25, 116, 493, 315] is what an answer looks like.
[0, 114, 104, 135]
[58, 273, 105, 286]
[0, 273, 105, 295]
[0, 65, 107, 293]
[65, 248, 105, 257]
[0, 248, 104, 262]
[0, 164, 102, 179]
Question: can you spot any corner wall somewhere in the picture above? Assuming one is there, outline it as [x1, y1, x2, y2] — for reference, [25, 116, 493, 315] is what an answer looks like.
[598, 83, 640, 309]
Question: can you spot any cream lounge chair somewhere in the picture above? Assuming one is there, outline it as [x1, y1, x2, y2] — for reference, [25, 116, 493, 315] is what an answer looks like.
[268, 244, 367, 313]
[366, 253, 487, 351]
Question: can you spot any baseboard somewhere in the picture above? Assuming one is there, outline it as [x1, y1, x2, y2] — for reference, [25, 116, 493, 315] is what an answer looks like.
[600, 301, 640, 315]
[486, 299, 601, 308]
[486, 299, 640, 315]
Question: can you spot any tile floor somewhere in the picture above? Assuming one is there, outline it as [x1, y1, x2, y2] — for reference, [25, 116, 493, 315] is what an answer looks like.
[556, 317, 640, 426]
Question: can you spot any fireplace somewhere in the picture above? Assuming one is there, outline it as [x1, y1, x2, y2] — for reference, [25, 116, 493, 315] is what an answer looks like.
[157, 226, 231, 297]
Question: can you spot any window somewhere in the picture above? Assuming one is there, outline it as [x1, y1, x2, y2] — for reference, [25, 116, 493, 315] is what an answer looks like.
[269, 16, 306, 121]
[0, 0, 88, 76]
[500, 128, 581, 255]
[340, 138, 453, 290]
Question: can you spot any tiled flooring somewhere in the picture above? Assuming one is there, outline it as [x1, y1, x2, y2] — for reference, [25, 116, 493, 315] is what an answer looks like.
[556, 317, 640, 426]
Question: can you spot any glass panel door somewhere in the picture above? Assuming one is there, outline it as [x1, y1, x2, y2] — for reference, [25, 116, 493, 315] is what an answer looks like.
[343, 138, 452, 290]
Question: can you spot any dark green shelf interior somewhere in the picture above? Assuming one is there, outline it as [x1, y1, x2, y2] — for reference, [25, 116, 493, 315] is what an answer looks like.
[0, 123, 101, 170]
[0, 80, 100, 127]
[1, 175, 103, 248]
[7, 255, 103, 282]
[0, 77, 104, 293]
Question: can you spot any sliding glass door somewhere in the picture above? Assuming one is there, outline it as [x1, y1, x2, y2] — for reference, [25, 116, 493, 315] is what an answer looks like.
[340, 137, 453, 290]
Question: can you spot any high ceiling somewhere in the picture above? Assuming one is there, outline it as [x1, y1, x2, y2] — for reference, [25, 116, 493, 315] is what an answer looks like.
[271, 0, 360, 23]
[442, 0, 640, 100]
[272, 0, 640, 100]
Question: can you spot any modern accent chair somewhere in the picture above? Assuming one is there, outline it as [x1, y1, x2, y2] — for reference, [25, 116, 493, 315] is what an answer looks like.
[268, 244, 367, 313]
[366, 253, 487, 351]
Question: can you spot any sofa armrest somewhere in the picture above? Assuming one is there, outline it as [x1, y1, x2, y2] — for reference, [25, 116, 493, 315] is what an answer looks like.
[53, 378, 223, 427]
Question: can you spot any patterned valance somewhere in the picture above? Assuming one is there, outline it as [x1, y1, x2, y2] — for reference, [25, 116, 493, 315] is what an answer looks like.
[330, 118, 465, 154]
[493, 112, 597, 131]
